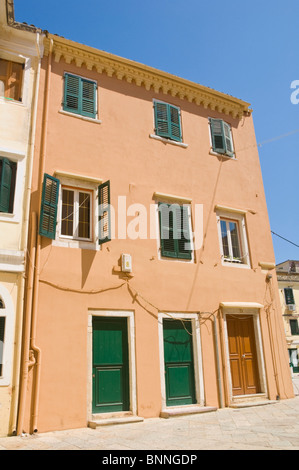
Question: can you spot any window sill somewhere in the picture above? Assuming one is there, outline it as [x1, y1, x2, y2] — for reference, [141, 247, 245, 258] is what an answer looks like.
[0, 97, 24, 106]
[222, 260, 250, 269]
[149, 134, 188, 148]
[52, 238, 99, 251]
[59, 109, 102, 124]
[209, 150, 236, 160]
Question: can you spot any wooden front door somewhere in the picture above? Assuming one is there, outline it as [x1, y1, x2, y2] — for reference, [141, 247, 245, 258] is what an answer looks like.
[92, 317, 130, 413]
[163, 319, 196, 407]
[227, 315, 260, 396]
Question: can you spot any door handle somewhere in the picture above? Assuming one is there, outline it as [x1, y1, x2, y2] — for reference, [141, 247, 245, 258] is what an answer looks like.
[242, 354, 246, 358]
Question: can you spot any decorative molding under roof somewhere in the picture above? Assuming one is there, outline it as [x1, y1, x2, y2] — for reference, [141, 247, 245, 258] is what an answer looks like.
[44, 35, 251, 120]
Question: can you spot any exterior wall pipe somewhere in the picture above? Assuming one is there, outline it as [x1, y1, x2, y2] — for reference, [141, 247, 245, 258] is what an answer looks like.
[13, 33, 42, 436]
[28, 37, 53, 434]
[213, 313, 224, 408]
[16, 212, 37, 435]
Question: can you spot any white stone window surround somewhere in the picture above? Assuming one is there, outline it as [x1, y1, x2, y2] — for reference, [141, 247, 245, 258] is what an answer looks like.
[0, 147, 26, 224]
[52, 171, 102, 251]
[215, 205, 251, 269]
[158, 312, 205, 411]
[0, 284, 15, 386]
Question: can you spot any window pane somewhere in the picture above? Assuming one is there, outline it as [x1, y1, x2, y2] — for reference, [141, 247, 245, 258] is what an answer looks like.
[229, 221, 241, 260]
[0, 317, 5, 377]
[61, 189, 74, 236]
[0, 298, 4, 308]
[78, 192, 90, 239]
[220, 220, 230, 258]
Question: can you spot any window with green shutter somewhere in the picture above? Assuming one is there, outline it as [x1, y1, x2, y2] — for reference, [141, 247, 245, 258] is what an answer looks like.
[209, 118, 234, 157]
[290, 320, 299, 336]
[0, 158, 17, 213]
[39, 174, 60, 239]
[154, 101, 182, 142]
[63, 73, 97, 119]
[98, 180, 111, 245]
[284, 287, 295, 305]
[158, 202, 192, 260]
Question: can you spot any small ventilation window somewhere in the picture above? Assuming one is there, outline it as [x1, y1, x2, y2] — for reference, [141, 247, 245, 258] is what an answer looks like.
[0, 298, 4, 308]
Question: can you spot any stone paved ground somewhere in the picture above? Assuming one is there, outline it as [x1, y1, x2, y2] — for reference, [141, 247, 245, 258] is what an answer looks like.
[1, 394, 299, 451]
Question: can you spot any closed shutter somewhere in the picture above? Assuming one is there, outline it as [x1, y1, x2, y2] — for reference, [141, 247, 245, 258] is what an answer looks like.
[39, 174, 60, 239]
[177, 205, 192, 259]
[98, 180, 111, 245]
[81, 79, 96, 118]
[154, 102, 182, 142]
[159, 203, 177, 258]
[64, 74, 96, 118]
[64, 74, 80, 114]
[159, 203, 192, 259]
[0, 158, 16, 213]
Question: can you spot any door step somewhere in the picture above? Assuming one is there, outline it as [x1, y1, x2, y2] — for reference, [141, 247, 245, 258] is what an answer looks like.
[160, 405, 217, 419]
[88, 412, 144, 428]
[230, 395, 278, 409]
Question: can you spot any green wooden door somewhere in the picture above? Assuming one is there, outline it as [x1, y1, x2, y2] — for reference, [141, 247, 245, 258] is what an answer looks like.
[163, 319, 196, 407]
[92, 317, 130, 413]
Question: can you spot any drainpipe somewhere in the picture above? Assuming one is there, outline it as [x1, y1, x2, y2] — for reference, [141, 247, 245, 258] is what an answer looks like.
[16, 212, 37, 435]
[213, 312, 224, 408]
[14, 33, 42, 435]
[29, 36, 53, 434]
[17, 36, 53, 434]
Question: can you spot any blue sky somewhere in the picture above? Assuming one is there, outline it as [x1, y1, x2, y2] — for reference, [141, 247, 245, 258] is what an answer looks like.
[14, 0, 299, 264]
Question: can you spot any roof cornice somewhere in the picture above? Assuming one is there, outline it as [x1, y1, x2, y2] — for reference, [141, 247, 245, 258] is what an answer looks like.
[44, 34, 251, 120]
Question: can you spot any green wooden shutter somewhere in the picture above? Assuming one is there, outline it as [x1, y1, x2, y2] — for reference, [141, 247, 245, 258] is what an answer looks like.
[210, 119, 234, 157]
[159, 203, 177, 258]
[210, 118, 225, 154]
[39, 174, 60, 239]
[285, 288, 295, 305]
[64, 74, 96, 118]
[81, 79, 96, 118]
[169, 105, 182, 141]
[154, 102, 182, 142]
[98, 180, 111, 245]
[177, 205, 192, 260]
[223, 121, 234, 157]
[64, 74, 80, 114]
[0, 158, 15, 213]
[159, 203, 191, 259]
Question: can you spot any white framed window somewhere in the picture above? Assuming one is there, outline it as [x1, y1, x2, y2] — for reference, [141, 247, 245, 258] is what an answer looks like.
[0, 148, 26, 224]
[51, 172, 102, 250]
[60, 187, 92, 241]
[216, 208, 250, 267]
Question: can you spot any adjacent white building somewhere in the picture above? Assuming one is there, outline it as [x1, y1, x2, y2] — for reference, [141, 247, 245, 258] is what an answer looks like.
[0, 0, 43, 435]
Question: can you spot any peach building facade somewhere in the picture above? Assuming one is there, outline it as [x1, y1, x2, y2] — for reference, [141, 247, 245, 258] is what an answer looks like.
[19, 32, 294, 434]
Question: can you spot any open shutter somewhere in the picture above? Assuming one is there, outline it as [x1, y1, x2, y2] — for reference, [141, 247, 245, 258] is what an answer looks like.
[0, 158, 14, 213]
[159, 203, 177, 258]
[176, 205, 192, 259]
[81, 79, 96, 118]
[39, 174, 60, 239]
[64, 74, 80, 114]
[223, 122, 234, 157]
[169, 105, 182, 142]
[210, 118, 225, 154]
[98, 180, 111, 245]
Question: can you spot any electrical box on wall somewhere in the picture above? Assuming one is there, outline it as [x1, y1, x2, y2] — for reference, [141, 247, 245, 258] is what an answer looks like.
[121, 254, 132, 273]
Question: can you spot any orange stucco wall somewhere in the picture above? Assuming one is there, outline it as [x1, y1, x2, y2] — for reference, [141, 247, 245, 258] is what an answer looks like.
[23, 55, 293, 433]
